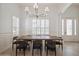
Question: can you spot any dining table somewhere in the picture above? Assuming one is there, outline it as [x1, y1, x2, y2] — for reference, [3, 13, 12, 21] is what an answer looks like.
[16, 35, 63, 56]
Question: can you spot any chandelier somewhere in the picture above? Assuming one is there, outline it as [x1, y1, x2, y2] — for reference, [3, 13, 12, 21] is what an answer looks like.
[24, 3, 49, 18]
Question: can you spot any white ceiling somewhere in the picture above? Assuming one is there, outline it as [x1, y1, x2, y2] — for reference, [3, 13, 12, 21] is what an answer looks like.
[18, 3, 72, 13]
[1, 3, 79, 13]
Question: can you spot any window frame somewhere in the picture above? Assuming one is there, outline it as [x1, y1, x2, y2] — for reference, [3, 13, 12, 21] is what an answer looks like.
[32, 19, 49, 35]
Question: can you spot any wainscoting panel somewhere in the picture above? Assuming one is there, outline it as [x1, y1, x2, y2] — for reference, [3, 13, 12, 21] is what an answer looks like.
[0, 33, 12, 53]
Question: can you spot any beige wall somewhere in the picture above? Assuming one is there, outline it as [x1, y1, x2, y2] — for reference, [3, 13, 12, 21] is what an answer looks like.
[0, 3, 79, 53]
[61, 4, 79, 41]
[0, 3, 20, 53]
[19, 4, 61, 36]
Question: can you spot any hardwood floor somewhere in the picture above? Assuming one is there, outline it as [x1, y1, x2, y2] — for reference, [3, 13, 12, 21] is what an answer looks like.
[0, 41, 79, 56]
[64, 42, 79, 56]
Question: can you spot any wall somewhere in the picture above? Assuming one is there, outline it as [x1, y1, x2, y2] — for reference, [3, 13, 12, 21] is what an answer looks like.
[61, 4, 79, 41]
[0, 3, 20, 53]
[19, 8, 32, 35]
[19, 4, 60, 36]
[1, 3, 79, 53]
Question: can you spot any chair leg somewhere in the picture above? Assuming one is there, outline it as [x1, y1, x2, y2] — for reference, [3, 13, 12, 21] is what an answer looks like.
[32, 49, 34, 56]
[59, 45, 61, 48]
[12, 44, 13, 51]
[40, 49, 42, 56]
[55, 48, 56, 56]
[46, 48, 48, 56]
[23, 49, 25, 56]
[16, 49, 17, 56]
[62, 44, 63, 50]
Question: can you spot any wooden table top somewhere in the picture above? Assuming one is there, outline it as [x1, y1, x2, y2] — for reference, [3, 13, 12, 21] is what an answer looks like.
[18, 35, 63, 40]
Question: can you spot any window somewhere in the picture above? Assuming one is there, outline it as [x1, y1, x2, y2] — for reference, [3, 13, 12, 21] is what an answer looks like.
[32, 19, 49, 35]
[74, 19, 76, 35]
[62, 18, 77, 36]
[66, 19, 72, 35]
[62, 19, 64, 35]
[13, 16, 19, 36]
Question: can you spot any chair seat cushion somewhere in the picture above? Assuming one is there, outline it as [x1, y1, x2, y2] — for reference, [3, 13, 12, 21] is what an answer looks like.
[33, 45, 42, 49]
[55, 41, 62, 45]
[46, 44, 55, 50]
[16, 44, 27, 49]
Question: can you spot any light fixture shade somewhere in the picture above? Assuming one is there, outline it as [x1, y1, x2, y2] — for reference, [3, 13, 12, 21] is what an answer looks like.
[45, 7, 49, 12]
[25, 4, 49, 17]
[24, 7, 29, 12]
[33, 3, 38, 9]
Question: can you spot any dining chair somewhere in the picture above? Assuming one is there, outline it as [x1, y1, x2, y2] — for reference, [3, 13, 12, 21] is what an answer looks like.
[14, 40, 29, 56]
[32, 40, 42, 56]
[55, 37, 63, 50]
[12, 36, 18, 51]
[45, 40, 56, 56]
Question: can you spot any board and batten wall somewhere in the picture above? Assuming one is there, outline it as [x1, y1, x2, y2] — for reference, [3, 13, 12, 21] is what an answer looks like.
[61, 4, 79, 41]
[19, 4, 61, 36]
[0, 4, 20, 53]
[19, 4, 79, 41]
[0, 3, 79, 54]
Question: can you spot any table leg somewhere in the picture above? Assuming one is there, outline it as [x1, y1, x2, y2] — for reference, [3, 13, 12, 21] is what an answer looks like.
[42, 40, 45, 56]
[31, 40, 33, 56]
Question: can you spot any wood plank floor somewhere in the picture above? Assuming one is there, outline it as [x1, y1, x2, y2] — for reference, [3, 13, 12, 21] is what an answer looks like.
[0, 42, 79, 56]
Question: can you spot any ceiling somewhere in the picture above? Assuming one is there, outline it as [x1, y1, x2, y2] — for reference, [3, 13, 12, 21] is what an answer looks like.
[18, 3, 72, 13]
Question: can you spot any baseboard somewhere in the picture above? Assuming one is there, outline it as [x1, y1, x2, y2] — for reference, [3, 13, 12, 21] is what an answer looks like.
[64, 41, 79, 43]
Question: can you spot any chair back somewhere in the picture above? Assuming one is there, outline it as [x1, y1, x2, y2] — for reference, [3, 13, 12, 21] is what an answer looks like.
[46, 40, 56, 46]
[14, 40, 27, 46]
[13, 36, 18, 40]
[33, 40, 42, 45]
